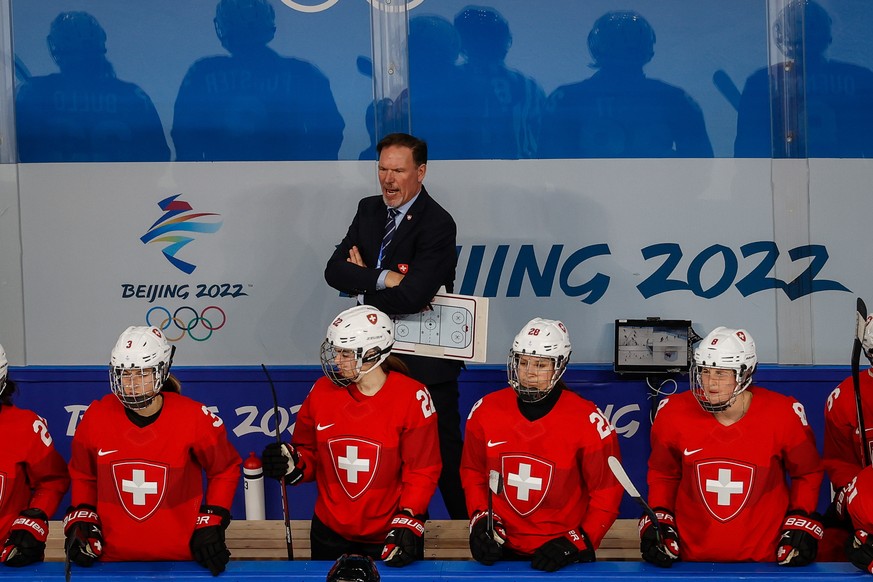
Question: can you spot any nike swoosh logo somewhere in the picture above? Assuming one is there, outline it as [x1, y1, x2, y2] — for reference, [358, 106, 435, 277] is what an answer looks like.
[97, 449, 118, 457]
[316, 423, 335, 431]
[487, 440, 507, 448]
[683, 448, 703, 456]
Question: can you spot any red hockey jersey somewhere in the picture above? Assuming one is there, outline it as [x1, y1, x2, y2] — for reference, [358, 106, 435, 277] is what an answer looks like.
[460, 387, 623, 554]
[0, 405, 70, 541]
[647, 387, 822, 562]
[69, 393, 240, 561]
[824, 371, 873, 489]
[293, 372, 441, 544]
[845, 465, 873, 531]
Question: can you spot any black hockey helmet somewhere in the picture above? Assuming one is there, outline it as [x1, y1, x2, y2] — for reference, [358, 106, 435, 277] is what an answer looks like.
[326, 554, 380, 582]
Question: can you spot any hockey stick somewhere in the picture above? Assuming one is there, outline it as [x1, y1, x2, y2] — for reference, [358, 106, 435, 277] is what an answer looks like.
[261, 364, 294, 560]
[852, 298, 871, 467]
[64, 538, 71, 582]
[64, 524, 89, 582]
[607, 456, 663, 547]
[487, 469, 503, 538]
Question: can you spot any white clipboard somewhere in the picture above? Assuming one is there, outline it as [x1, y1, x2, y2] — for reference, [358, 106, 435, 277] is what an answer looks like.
[390, 293, 489, 362]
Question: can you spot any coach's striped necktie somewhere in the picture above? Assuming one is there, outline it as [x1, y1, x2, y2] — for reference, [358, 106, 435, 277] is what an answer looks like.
[378, 207, 400, 267]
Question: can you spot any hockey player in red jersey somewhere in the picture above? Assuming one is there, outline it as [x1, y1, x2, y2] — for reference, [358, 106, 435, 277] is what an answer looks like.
[839, 465, 873, 573]
[262, 306, 440, 566]
[0, 342, 70, 567]
[820, 314, 873, 560]
[644, 326, 823, 566]
[65, 326, 241, 575]
[460, 318, 623, 572]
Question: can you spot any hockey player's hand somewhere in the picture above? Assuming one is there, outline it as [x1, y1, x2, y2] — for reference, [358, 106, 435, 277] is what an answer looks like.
[0, 508, 49, 567]
[468, 509, 506, 565]
[639, 508, 680, 568]
[777, 509, 823, 566]
[847, 529, 873, 574]
[381, 510, 424, 567]
[190, 505, 232, 576]
[531, 527, 595, 572]
[63, 504, 104, 567]
[262, 442, 305, 484]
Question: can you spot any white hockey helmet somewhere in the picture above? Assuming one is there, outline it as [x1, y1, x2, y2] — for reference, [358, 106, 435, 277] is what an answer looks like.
[109, 326, 174, 410]
[691, 326, 757, 412]
[320, 306, 394, 387]
[0, 342, 7, 398]
[507, 318, 572, 402]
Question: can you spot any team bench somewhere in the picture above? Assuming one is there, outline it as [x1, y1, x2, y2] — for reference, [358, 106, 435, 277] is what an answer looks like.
[44, 518, 641, 561]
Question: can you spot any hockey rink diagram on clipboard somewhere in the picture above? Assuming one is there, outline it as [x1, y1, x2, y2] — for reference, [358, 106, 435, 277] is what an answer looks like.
[395, 304, 472, 348]
[391, 294, 488, 362]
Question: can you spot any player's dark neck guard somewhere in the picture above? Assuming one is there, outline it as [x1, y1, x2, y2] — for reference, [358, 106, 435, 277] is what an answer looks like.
[124, 398, 164, 428]
[517, 383, 563, 422]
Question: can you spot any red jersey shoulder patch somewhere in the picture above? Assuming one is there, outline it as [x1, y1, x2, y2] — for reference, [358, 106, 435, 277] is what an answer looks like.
[111, 461, 169, 521]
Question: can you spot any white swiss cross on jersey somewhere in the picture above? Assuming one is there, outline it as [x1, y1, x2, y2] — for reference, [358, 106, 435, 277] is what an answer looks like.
[695, 460, 755, 522]
[328, 437, 381, 499]
[111, 461, 168, 521]
[0, 473, 6, 506]
[501, 454, 553, 517]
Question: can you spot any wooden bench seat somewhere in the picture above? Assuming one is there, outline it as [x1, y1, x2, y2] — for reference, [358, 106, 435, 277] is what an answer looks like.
[44, 518, 641, 562]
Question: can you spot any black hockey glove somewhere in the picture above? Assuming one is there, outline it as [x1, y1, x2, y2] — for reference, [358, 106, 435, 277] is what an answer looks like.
[638, 508, 680, 568]
[63, 504, 104, 567]
[0, 508, 49, 567]
[531, 527, 595, 572]
[468, 509, 506, 565]
[822, 485, 854, 531]
[190, 505, 232, 576]
[381, 510, 425, 567]
[776, 509, 823, 566]
[847, 529, 873, 574]
[262, 442, 305, 485]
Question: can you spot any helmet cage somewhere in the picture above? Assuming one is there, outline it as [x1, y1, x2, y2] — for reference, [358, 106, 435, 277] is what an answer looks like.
[110, 364, 168, 410]
[507, 351, 567, 403]
[319, 306, 394, 388]
[690, 327, 756, 413]
[109, 326, 173, 410]
[690, 363, 753, 412]
[507, 318, 572, 403]
[320, 340, 391, 388]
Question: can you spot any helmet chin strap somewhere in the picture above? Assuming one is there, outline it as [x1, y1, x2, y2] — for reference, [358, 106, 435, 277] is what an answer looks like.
[353, 344, 393, 383]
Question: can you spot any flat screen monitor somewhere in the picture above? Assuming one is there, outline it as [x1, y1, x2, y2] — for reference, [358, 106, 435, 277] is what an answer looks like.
[614, 319, 692, 374]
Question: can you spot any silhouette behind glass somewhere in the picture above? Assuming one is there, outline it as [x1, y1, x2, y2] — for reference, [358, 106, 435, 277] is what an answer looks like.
[172, 0, 345, 161]
[734, 0, 873, 158]
[539, 11, 713, 159]
[407, 15, 474, 160]
[15, 11, 170, 163]
[453, 5, 545, 159]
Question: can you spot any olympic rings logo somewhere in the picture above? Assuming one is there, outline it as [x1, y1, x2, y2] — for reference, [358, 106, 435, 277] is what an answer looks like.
[280, 0, 425, 14]
[146, 306, 227, 342]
